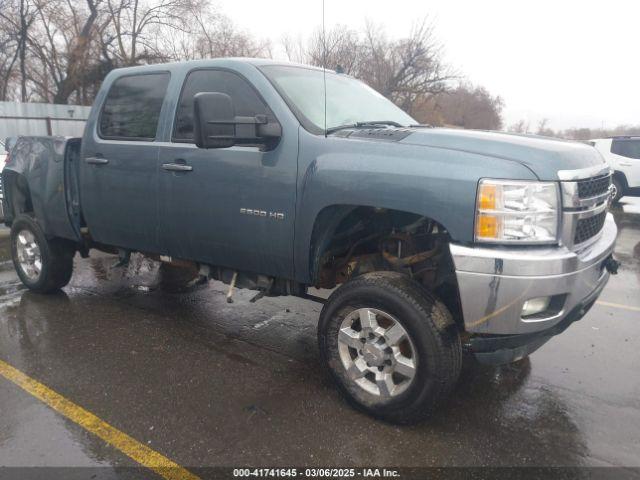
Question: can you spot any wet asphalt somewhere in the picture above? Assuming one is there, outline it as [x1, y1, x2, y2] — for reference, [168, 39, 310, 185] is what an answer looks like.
[0, 200, 639, 473]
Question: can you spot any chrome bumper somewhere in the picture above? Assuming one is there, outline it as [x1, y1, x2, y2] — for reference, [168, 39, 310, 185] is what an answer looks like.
[450, 213, 617, 335]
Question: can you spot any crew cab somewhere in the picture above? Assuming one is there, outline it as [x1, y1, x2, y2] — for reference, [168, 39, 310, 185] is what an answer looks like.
[590, 136, 640, 203]
[1, 59, 618, 423]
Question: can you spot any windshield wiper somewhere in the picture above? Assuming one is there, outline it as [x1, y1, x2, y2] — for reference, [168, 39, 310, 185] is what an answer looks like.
[325, 120, 404, 135]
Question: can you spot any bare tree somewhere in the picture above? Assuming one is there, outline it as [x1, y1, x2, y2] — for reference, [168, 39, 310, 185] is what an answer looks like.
[0, 6, 20, 100]
[300, 24, 361, 74]
[1, 1, 473, 118]
[103, 0, 198, 66]
[22, 0, 104, 104]
[508, 119, 530, 134]
[5, 0, 233, 104]
[0, 0, 37, 100]
[561, 124, 640, 140]
[16, 0, 33, 100]
[155, 0, 271, 61]
[287, 19, 456, 114]
[189, 4, 270, 59]
[413, 83, 503, 130]
[506, 122, 640, 140]
[282, 34, 305, 64]
[536, 118, 556, 136]
[361, 20, 456, 112]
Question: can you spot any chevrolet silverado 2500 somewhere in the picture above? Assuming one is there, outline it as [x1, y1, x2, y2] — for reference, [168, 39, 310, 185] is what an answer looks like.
[2, 59, 619, 423]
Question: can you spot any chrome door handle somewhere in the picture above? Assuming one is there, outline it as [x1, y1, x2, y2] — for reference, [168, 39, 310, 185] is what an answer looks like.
[162, 163, 193, 172]
[85, 157, 109, 165]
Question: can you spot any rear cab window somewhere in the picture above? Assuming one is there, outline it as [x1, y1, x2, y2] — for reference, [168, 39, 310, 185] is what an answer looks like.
[99, 73, 170, 140]
[611, 138, 640, 159]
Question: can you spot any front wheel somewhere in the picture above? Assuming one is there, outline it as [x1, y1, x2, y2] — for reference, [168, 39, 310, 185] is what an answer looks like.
[11, 214, 75, 293]
[318, 272, 462, 424]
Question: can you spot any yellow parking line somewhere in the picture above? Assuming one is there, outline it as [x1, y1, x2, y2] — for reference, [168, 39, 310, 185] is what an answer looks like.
[0, 359, 199, 480]
[596, 301, 640, 313]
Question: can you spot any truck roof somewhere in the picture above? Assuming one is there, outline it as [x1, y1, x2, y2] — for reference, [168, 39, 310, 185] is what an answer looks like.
[106, 57, 331, 77]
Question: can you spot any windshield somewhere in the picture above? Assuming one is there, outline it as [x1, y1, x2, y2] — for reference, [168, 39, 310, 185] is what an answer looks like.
[260, 65, 415, 134]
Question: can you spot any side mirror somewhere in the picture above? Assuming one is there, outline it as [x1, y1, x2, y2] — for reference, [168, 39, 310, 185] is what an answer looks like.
[193, 92, 281, 149]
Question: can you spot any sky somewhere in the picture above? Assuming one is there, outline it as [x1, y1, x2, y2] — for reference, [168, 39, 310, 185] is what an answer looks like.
[220, 0, 638, 131]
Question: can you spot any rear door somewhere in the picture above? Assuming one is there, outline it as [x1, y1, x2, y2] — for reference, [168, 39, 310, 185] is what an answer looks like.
[611, 138, 640, 188]
[80, 72, 170, 253]
[157, 68, 298, 278]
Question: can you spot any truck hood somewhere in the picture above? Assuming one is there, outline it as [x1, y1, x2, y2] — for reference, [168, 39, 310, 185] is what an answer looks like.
[398, 128, 606, 180]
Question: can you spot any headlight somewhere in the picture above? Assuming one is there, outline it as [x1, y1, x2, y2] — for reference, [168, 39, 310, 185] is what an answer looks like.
[475, 179, 559, 243]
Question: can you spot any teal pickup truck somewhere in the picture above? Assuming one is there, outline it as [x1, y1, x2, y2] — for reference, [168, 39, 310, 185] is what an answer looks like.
[2, 59, 618, 423]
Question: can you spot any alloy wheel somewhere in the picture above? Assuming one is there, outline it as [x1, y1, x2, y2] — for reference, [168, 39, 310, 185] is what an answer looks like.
[337, 307, 417, 398]
[16, 229, 42, 281]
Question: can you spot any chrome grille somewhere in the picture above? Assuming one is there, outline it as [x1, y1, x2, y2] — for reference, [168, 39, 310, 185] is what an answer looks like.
[576, 174, 611, 199]
[574, 210, 606, 244]
[560, 166, 612, 249]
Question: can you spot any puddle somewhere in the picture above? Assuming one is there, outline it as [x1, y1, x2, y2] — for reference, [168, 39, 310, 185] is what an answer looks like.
[0, 277, 26, 309]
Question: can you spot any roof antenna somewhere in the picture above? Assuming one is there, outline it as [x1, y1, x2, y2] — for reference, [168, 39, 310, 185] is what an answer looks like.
[322, 0, 327, 138]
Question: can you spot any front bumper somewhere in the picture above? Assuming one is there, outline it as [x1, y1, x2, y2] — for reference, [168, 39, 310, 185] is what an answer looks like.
[468, 280, 606, 365]
[450, 213, 617, 338]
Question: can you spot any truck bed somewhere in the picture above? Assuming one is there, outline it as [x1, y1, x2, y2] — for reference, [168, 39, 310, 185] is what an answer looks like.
[2, 136, 83, 242]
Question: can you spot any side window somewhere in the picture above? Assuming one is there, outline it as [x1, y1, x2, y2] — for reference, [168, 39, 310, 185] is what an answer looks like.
[99, 73, 170, 140]
[611, 139, 640, 159]
[173, 70, 271, 142]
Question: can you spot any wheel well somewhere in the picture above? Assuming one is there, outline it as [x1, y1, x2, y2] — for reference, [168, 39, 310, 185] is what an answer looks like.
[309, 205, 463, 326]
[613, 171, 628, 191]
[3, 171, 34, 224]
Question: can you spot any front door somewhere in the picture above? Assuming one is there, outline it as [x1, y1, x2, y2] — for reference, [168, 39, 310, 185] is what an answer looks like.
[81, 72, 171, 253]
[158, 69, 298, 278]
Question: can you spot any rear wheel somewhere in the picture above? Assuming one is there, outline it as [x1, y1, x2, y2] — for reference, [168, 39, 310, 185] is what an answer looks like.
[318, 272, 462, 424]
[11, 214, 75, 293]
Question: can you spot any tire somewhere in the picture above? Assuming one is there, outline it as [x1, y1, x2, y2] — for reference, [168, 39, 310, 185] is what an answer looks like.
[611, 177, 624, 204]
[10, 214, 75, 293]
[318, 272, 462, 424]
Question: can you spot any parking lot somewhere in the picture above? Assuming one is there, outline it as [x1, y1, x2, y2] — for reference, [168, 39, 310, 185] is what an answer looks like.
[0, 200, 639, 476]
